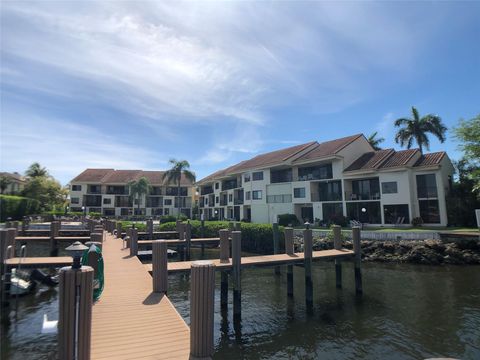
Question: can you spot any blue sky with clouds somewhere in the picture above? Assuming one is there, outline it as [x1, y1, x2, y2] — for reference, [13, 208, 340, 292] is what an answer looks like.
[1, 1, 479, 184]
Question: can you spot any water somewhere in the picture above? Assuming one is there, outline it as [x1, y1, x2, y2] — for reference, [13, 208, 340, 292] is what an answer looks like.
[2, 247, 479, 360]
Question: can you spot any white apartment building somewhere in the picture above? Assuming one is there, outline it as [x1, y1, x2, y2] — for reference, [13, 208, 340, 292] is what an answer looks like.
[69, 169, 194, 217]
[197, 134, 455, 226]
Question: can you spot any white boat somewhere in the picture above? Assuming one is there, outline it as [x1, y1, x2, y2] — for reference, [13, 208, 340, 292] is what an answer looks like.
[10, 269, 36, 296]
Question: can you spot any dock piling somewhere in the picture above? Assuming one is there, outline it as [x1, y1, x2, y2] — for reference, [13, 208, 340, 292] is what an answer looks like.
[333, 225, 342, 289]
[116, 222, 122, 239]
[273, 222, 281, 275]
[219, 229, 230, 310]
[352, 227, 363, 295]
[284, 227, 294, 297]
[58, 265, 94, 360]
[232, 231, 242, 318]
[190, 261, 215, 359]
[50, 221, 60, 257]
[152, 241, 168, 293]
[147, 218, 154, 240]
[185, 222, 192, 261]
[130, 228, 138, 257]
[303, 228, 313, 308]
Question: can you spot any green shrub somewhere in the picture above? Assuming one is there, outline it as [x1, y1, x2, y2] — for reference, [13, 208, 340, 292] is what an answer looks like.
[277, 213, 300, 227]
[159, 220, 285, 254]
[160, 215, 177, 223]
[0, 195, 40, 221]
[412, 217, 423, 227]
[88, 212, 102, 219]
[118, 220, 147, 231]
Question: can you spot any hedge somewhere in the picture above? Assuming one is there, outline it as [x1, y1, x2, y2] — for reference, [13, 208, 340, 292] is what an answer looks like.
[0, 195, 40, 222]
[159, 220, 285, 254]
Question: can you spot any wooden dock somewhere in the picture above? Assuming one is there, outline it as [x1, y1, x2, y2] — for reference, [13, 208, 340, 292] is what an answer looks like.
[4, 256, 73, 268]
[138, 237, 221, 246]
[144, 249, 354, 273]
[91, 233, 190, 360]
[15, 236, 91, 242]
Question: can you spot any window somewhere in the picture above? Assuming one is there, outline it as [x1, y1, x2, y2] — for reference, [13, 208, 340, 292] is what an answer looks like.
[244, 174, 251, 182]
[298, 164, 333, 181]
[164, 208, 170, 215]
[322, 203, 343, 222]
[103, 198, 111, 205]
[294, 187, 306, 198]
[222, 179, 238, 191]
[215, 182, 219, 189]
[347, 202, 381, 224]
[319, 181, 342, 201]
[252, 171, 263, 181]
[228, 194, 233, 202]
[71, 197, 79, 204]
[419, 200, 440, 223]
[270, 168, 292, 183]
[267, 194, 292, 203]
[384, 204, 410, 224]
[120, 208, 129, 216]
[71, 184, 82, 191]
[164, 199, 172, 206]
[416, 174, 438, 198]
[252, 190, 262, 200]
[246, 191, 251, 200]
[351, 178, 380, 200]
[382, 182, 398, 194]
[215, 196, 219, 204]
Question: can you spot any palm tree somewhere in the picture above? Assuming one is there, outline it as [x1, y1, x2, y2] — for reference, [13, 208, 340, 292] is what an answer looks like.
[127, 177, 151, 216]
[163, 159, 196, 219]
[394, 106, 447, 154]
[367, 131, 385, 151]
[0, 176, 12, 194]
[25, 162, 48, 178]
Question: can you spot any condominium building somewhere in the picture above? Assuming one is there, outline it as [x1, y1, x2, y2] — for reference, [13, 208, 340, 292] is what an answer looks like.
[197, 134, 454, 226]
[69, 169, 194, 217]
[0, 171, 26, 194]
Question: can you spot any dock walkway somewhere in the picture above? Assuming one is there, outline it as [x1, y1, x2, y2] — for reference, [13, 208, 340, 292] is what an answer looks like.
[91, 234, 190, 360]
[144, 248, 354, 273]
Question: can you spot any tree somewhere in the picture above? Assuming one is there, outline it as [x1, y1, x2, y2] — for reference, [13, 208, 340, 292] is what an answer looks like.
[127, 177, 151, 216]
[25, 162, 49, 178]
[0, 176, 12, 194]
[454, 114, 480, 192]
[163, 159, 196, 219]
[21, 176, 67, 211]
[367, 131, 385, 151]
[394, 106, 447, 153]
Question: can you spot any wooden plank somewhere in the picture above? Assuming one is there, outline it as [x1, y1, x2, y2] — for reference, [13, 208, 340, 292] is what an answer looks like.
[5, 256, 73, 268]
[144, 249, 355, 273]
[91, 233, 190, 359]
[138, 237, 221, 246]
[15, 236, 91, 242]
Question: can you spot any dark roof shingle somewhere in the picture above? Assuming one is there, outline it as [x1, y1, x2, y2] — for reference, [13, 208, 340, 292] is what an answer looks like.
[344, 149, 394, 172]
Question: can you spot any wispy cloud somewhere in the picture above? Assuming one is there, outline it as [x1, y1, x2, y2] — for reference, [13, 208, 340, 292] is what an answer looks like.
[0, 113, 164, 183]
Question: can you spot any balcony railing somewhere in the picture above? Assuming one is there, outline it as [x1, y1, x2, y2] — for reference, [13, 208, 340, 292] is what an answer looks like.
[234, 199, 244, 205]
[345, 191, 380, 201]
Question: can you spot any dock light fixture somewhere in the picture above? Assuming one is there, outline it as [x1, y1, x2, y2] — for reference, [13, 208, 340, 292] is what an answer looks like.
[81, 206, 86, 216]
[361, 208, 367, 213]
[66, 241, 88, 269]
[304, 221, 310, 230]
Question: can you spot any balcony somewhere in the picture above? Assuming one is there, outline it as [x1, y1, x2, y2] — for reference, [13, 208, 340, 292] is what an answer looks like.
[222, 179, 238, 191]
[417, 186, 438, 199]
[270, 168, 292, 183]
[298, 164, 333, 181]
[106, 186, 128, 195]
[87, 185, 102, 194]
[84, 195, 102, 207]
[201, 186, 214, 195]
[345, 191, 380, 201]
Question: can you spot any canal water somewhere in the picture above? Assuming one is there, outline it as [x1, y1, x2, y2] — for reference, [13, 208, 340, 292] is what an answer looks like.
[2, 247, 479, 359]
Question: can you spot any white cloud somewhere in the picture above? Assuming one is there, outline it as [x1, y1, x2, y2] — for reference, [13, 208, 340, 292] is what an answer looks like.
[0, 114, 165, 184]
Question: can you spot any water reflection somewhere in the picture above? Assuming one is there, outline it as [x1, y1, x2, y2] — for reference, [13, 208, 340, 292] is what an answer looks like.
[3, 245, 480, 360]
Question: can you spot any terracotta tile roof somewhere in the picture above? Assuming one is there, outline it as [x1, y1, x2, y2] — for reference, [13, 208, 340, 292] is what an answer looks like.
[197, 163, 246, 184]
[71, 169, 194, 186]
[71, 169, 114, 182]
[227, 142, 317, 173]
[344, 149, 395, 172]
[293, 134, 364, 162]
[413, 152, 446, 167]
[381, 149, 418, 168]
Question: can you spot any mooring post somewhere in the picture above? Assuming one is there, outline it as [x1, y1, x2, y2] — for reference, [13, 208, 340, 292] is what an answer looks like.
[50, 221, 60, 257]
[130, 228, 138, 257]
[232, 231, 242, 318]
[177, 223, 185, 261]
[185, 222, 192, 261]
[190, 261, 215, 359]
[219, 229, 229, 310]
[176, 219, 182, 234]
[58, 265, 94, 360]
[89, 232, 103, 249]
[1, 229, 15, 309]
[200, 218, 205, 255]
[125, 228, 132, 248]
[116, 222, 122, 239]
[284, 227, 294, 297]
[273, 222, 281, 275]
[234, 222, 241, 232]
[303, 227, 313, 308]
[147, 218, 154, 240]
[152, 240, 168, 293]
[332, 225, 342, 289]
[352, 226, 363, 295]
[228, 222, 234, 238]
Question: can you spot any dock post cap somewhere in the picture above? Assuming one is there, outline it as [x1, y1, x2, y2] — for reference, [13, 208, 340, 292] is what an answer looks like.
[191, 260, 214, 267]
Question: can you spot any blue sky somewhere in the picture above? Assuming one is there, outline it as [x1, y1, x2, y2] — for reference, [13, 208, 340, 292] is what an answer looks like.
[1, 1, 479, 185]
